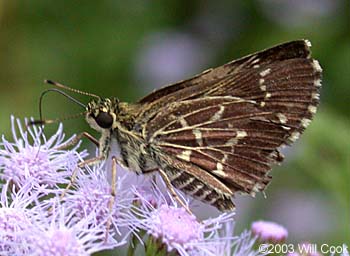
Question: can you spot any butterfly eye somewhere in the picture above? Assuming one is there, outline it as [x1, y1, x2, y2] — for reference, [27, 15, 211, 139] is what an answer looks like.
[94, 111, 113, 128]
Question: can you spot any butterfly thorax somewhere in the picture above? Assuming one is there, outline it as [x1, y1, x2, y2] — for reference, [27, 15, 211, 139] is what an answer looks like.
[86, 98, 157, 173]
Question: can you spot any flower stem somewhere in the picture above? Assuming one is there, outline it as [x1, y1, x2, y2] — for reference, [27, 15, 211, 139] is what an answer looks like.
[144, 236, 180, 256]
[127, 230, 145, 256]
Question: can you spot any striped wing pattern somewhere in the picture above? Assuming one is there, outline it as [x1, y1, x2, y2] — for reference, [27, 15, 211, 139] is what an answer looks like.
[138, 40, 322, 211]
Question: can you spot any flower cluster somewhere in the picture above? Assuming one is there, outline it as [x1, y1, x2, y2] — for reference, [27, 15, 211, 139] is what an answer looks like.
[0, 117, 313, 256]
[251, 220, 288, 243]
[0, 117, 88, 190]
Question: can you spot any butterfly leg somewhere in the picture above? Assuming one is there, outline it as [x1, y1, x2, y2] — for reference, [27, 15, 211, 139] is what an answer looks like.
[54, 132, 102, 200]
[104, 156, 118, 241]
[158, 168, 193, 215]
[55, 131, 99, 150]
[46, 155, 106, 214]
[59, 155, 106, 202]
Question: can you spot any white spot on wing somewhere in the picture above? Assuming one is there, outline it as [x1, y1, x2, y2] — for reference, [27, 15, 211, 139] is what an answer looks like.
[169, 170, 184, 180]
[177, 177, 195, 189]
[314, 79, 322, 87]
[213, 169, 226, 177]
[210, 105, 225, 121]
[260, 101, 266, 107]
[251, 183, 264, 196]
[197, 189, 212, 200]
[177, 150, 192, 161]
[226, 137, 238, 146]
[236, 130, 247, 138]
[301, 118, 311, 128]
[222, 154, 228, 163]
[193, 129, 203, 146]
[290, 131, 300, 142]
[251, 58, 260, 64]
[305, 39, 312, 48]
[213, 161, 228, 177]
[276, 113, 287, 124]
[188, 184, 204, 195]
[179, 117, 188, 127]
[260, 85, 266, 91]
[260, 68, 271, 77]
[308, 105, 317, 114]
[312, 60, 322, 72]
[312, 92, 320, 99]
[208, 197, 218, 204]
[265, 92, 272, 99]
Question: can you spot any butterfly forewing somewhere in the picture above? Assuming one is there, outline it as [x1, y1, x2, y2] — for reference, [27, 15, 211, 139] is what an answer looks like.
[138, 40, 312, 105]
[137, 40, 321, 211]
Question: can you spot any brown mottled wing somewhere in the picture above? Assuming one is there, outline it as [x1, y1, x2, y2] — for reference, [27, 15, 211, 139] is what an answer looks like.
[137, 40, 322, 211]
[138, 40, 311, 106]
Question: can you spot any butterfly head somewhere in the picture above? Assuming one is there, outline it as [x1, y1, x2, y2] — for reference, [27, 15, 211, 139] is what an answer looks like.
[86, 98, 119, 130]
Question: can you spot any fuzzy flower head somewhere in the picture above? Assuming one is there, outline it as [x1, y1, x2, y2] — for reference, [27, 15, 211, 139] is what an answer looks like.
[0, 116, 87, 189]
[149, 205, 203, 250]
[0, 207, 29, 251]
[0, 182, 41, 255]
[132, 182, 236, 256]
[61, 162, 135, 236]
[64, 163, 115, 224]
[251, 220, 288, 243]
[27, 203, 123, 256]
[32, 227, 86, 256]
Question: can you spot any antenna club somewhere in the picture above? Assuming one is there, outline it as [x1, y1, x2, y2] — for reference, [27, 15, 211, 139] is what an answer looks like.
[45, 79, 55, 85]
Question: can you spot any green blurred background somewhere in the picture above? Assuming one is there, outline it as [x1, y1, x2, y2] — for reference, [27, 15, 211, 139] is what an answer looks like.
[0, 0, 348, 249]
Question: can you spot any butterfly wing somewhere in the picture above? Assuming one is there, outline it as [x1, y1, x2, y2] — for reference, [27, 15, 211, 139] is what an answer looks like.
[137, 40, 321, 211]
[138, 40, 312, 105]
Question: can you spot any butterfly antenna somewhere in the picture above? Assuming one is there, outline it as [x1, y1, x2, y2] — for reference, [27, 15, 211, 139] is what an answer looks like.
[30, 110, 86, 158]
[30, 87, 88, 158]
[27, 88, 87, 127]
[29, 111, 86, 126]
[45, 79, 100, 99]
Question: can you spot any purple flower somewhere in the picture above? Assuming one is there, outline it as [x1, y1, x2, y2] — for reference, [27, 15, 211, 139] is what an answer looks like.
[132, 184, 236, 255]
[61, 162, 136, 238]
[148, 205, 203, 249]
[0, 116, 301, 255]
[251, 220, 288, 243]
[27, 203, 123, 255]
[0, 117, 134, 254]
[0, 181, 40, 255]
[0, 116, 87, 190]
